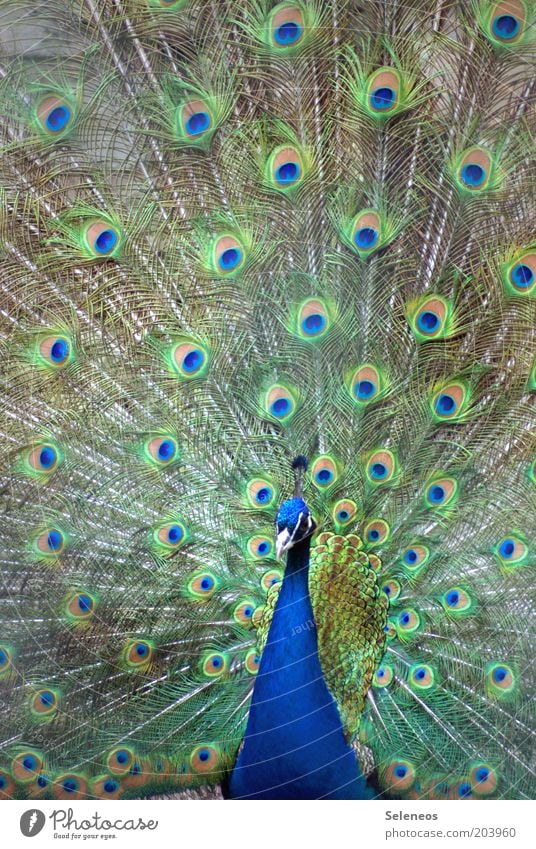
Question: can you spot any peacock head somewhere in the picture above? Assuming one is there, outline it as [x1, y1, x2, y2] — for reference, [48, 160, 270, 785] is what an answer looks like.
[275, 497, 316, 560]
[275, 456, 316, 560]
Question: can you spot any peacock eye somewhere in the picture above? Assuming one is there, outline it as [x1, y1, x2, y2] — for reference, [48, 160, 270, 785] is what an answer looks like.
[233, 600, 256, 626]
[247, 535, 273, 559]
[352, 210, 381, 254]
[486, 2, 526, 44]
[67, 591, 96, 621]
[431, 382, 468, 421]
[350, 364, 384, 404]
[260, 568, 282, 591]
[470, 763, 498, 796]
[382, 760, 416, 793]
[364, 519, 390, 546]
[382, 578, 401, 601]
[495, 534, 528, 567]
[504, 251, 536, 297]
[172, 341, 208, 379]
[486, 662, 516, 698]
[27, 443, 59, 474]
[180, 99, 213, 139]
[264, 384, 297, 422]
[31, 688, 59, 718]
[269, 4, 305, 49]
[366, 69, 401, 116]
[270, 146, 304, 190]
[154, 520, 187, 551]
[124, 640, 154, 669]
[0, 645, 12, 677]
[408, 664, 436, 691]
[212, 235, 245, 276]
[332, 499, 357, 526]
[297, 299, 329, 339]
[424, 476, 458, 509]
[35, 527, 65, 556]
[373, 664, 393, 687]
[311, 455, 339, 489]
[12, 751, 43, 782]
[187, 571, 217, 599]
[365, 450, 397, 485]
[401, 544, 429, 572]
[145, 436, 178, 466]
[84, 220, 122, 257]
[456, 147, 492, 192]
[246, 478, 277, 510]
[202, 652, 229, 677]
[190, 744, 220, 773]
[37, 96, 73, 137]
[39, 335, 72, 368]
[245, 648, 260, 675]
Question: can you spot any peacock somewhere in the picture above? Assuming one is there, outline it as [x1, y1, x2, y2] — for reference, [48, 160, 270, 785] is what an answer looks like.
[0, 0, 534, 802]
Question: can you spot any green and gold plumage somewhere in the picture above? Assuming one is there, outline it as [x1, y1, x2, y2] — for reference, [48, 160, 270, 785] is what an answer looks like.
[0, 0, 535, 801]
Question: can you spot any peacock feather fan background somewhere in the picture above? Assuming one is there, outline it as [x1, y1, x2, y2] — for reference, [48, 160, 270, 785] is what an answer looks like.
[0, 0, 535, 800]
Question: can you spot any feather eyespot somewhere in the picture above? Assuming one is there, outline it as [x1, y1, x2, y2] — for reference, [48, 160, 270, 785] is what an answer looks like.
[27, 443, 59, 475]
[30, 688, 59, 719]
[202, 652, 229, 677]
[297, 298, 330, 339]
[382, 579, 401, 602]
[179, 99, 213, 140]
[172, 341, 208, 379]
[456, 147, 492, 192]
[311, 455, 339, 489]
[351, 210, 381, 255]
[382, 760, 416, 793]
[212, 235, 245, 276]
[495, 535, 528, 567]
[12, 751, 43, 782]
[0, 645, 13, 678]
[145, 436, 178, 466]
[260, 569, 282, 591]
[187, 572, 217, 599]
[246, 478, 277, 510]
[373, 665, 393, 687]
[268, 4, 305, 49]
[503, 250, 536, 297]
[332, 499, 357, 526]
[366, 69, 402, 116]
[364, 519, 390, 546]
[247, 534, 273, 560]
[91, 776, 122, 800]
[470, 763, 498, 796]
[37, 96, 73, 137]
[408, 664, 436, 691]
[124, 640, 153, 669]
[35, 527, 65, 556]
[190, 745, 220, 774]
[53, 773, 88, 800]
[0, 769, 15, 797]
[233, 600, 256, 626]
[410, 296, 450, 340]
[264, 384, 297, 422]
[84, 220, 122, 257]
[396, 608, 421, 637]
[245, 649, 261, 675]
[66, 591, 96, 621]
[38, 335, 72, 368]
[154, 520, 187, 550]
[486, 662, 516, 698]
[365, 449, 397, 485]
[431, 382, 468, 421]
[401, 544, 429, 572]
[487, 2, 526, 44]
[424, 476, 458, 509]
[269, 145, 304, 190]
[351, 365, 384, 404]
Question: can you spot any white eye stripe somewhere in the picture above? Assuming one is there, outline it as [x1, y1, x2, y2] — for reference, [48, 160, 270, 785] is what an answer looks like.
[288, 512, 304, 545]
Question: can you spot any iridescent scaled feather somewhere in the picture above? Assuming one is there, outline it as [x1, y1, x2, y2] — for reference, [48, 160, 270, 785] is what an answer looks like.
[0, 0, 535, 802]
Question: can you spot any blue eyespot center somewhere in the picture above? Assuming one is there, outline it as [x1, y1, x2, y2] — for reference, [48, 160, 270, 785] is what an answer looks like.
[370, 87, 395, 111]
[200, 576, 214, 591]
[274, 21, 302, 46]
[50, 339, 69, 363]
[46, 104, 71, 132]
[383, 584, 391, 595]
[256, 487, 271, 503]
[0, 649, 8, 665]
[212, 656, 221, 668]
[492, 14, 519, 40]
[446, 590, 459, 606]
[39, 446, 56, 468]
[377, 668, 385, 678]
[394, 765, 407, 778]
[116, 750, 128, 765]
[461, 163, 485, 187]
[436, 393, 456, 415]
[405, 549, 418, 564]
[371, 462, 387, 479]
[414, 667, 426, 680]
[219, 247, 242, 271]
[136, 643, 149, 658]
[183, 350, 203, 372]
[94, 228, 117, 254]
[157, 439, 175, 461]
[276, 161, 300, 185]
[47, 529, 63, 551]
[40, 690, 54, 707]
[258, 541, 269, 555]
[475, 767, 489, 783]
[104, 779, 118, 793]
[78, 594, 92, 612]
[458, 782, 472, 798]
[270, 397, 291, 417]
[492, 666, 508, 683]
[23, 756, 37, 771]
[185, 111, 210, 136]
[429, 485, 445, 503]
[302, 313, 326, 335]
[167, 524, 183, 544]
[198, 749, 210, 762]
[356, 379, 375, 399]
[354, 227, 378, 249]
[63, 778, 78, 793]
[37, 775, 48, 787]
[243, 607, 253, 617]
[499, 538, 515, 558]
[0, 776, 6, 788]
[417, 310, 440, 332]
[368, 529, 380, 541]
[400, 612, 410, 625]
[511, 264, 534, 289]
[338, 510, 349, 520]
[316, 468, 333, 483]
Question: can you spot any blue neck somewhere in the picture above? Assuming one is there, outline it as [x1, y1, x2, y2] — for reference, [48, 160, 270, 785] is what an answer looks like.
[228, 537, 370, 799]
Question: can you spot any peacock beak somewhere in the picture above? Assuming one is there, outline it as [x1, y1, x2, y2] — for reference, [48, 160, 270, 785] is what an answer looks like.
[276, 528, 292, 561]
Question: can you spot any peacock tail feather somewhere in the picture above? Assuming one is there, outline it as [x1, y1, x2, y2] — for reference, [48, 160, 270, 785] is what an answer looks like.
[0, 0, 534, 800]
